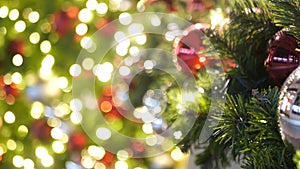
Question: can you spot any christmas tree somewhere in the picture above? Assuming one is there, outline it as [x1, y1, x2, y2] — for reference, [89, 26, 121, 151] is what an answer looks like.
[1, 0, 300, 169]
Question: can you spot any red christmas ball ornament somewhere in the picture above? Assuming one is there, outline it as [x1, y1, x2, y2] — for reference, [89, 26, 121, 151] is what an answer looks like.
[68, 132, 87, 151]
[31, 119, 52, 142]
[145, 0, 176, 11]
[52, 10, 75, 37]
[0, 76, 19, 105]
[187, 0, 213, 12]
[175, 23, 210, 74]
[8, 39, 25, 56]
[131, 141, 145, 156]
[265, 30, 300, 85]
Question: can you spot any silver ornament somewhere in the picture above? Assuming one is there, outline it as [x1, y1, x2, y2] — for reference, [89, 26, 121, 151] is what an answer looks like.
[278, 66, 300, 149]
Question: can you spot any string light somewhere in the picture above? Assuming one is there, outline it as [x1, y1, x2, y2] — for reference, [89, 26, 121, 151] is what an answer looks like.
[78, 8, 93, 23]
[30, 101, 44, 119]
[170, 147, 183, 161]
[28, 11, 39, 23]
[13, 155, 24, 168]
[4, 111, 15, 124]
[96, 127, 111, 140]
[15, 20, 26, 32]
[119, 13, 132, 25]
[96, 3, 108, 15]
[0, 6, 9, 18]
[115, 161, 128, 169]
[11, 72, 22, 84]
[9, 9, 19, 21]
[40, 40, 51, 53]
[75, 23, 88, 36]
[12, 54, 23, 66]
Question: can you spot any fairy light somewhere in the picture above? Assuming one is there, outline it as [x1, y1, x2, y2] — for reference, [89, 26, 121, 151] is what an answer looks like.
[15, 20, 26, 32]
[13, 155, 24, 168]
[52, 141, 65, 153]
[95, 162, 106, 169]
[210, 8, 224, 29]
[119, 66, 130, 76]
[0, 6, 9, 18]
[119, 13, 132, 25]
[55, 102, 70, 117]
[18, 125, 29, 137]
[146, 135, 157, 146]
[142, 123, 153, 134]
[4, 73, 12, 85]
[135, 34, 147, 45]
[115, 161, 128, 169]
[88, 146, 106, 160]
[0, 145, 5, 156]
[151, 15, 161, 26]
[96, 3, 108, 15]
[117, 150, 129, 161]
[129, 46, 139, 56]
[12, 54, 23, 66]
[128, 23, 144, 34]
[69, 64, 82, 77]
[23, 159, 34, 169]
[41, 155, 54, 167]
[4, 111, 15, 124]
[70, 98, 82, 112]
[9, 9, 19, 21]
[40, 40, 51, 53]
[170, 147, 183, 161]
[28, 11, 39, 23]
[80, 36, 93, 49]
[41, 54, 55, 68]
[86, 0, 98, 11]
[35, 146, 48, 158]
[29, 32, 40, 44]
[70, 111, 82, 124]
[51, 127, 63, 139]
[7, 139, 17, 150]
[114, 31, 126, 42]
[81, 155, 95, 168]
[0, 26, 7, 35]
[57, 76, 68, 89]
[144, 60, 154, 70]
[93, 62, 114, 82]
[96, 127, 111, 140]
[82, 57, 94, 70]
[30, 101, 44, 119]
[78, 8, 93, 23]
[173, 131, 182, 139]
[11, 72, 22, 84]
[75, 23, 88, 36]
[100, 101, 112, 112]
[60, 133, 69, 143]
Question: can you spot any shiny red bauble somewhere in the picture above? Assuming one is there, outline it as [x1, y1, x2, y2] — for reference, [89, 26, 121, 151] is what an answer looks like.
[265, 30, 300, 85]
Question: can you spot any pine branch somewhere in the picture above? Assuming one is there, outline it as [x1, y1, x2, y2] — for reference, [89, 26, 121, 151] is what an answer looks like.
[270, 0, 300, 38]
[212, 87, 295, 169]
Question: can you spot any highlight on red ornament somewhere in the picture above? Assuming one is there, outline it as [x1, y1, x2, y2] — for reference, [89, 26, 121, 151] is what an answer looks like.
[264, 30, 300, 85]
[174, 23, 210, 74]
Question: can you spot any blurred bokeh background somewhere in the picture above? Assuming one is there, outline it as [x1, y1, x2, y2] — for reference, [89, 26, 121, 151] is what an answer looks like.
[0, 0, 228, 168]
